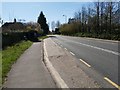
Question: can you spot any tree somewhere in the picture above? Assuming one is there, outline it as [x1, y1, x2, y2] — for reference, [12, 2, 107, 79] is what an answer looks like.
[94, 1, 100, 34]
[56, 20, 61, 28]
[55, 21, 61, 34]
[14, 18, 17, 23]
[60, 2, 120, 40]
[87, 6, 92, 33]
[81, 6, 87, 33]
[107, 2, 117, 34]
[74, 11, 81, 22]
[100, 2, 105, 34]
[0, 17, 3, 25]
[37, 11, 49, 35]
[51, 21, 55, 31]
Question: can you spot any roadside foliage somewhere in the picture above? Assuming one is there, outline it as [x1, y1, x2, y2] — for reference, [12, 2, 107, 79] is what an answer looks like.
[60, 2, 120, 40]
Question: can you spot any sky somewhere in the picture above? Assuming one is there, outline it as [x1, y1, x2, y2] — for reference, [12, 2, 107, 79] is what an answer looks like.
[1, 2, 93, 29]
[1, 1, 119, 29]
[2, 2, 91, 22]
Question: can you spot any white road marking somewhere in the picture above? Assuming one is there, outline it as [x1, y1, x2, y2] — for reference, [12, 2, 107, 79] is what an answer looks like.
[57, 37, 119, 56]
[44, 41, 69, 88]
[80, 59, 91, 68]
[78, 42, 119, 56]
[104, 77, 120, 89]
[70, 52, 75, 56]
[60, 45, 63, 47]
[64, 48, 67, 50]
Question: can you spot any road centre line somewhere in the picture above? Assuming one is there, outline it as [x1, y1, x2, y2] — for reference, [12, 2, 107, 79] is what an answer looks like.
[79, 42, 119, 56]
[86, 37, 119, 43]
[70, 52, 75, 56]
[79, 59, 91, 68]
[58, 37, 119, 56]
[104, 77, 120, 89]
[78, 42, 119, 56]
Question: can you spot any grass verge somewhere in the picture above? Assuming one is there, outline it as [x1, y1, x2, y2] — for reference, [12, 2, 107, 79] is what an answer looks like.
[2, 40, 32, 83]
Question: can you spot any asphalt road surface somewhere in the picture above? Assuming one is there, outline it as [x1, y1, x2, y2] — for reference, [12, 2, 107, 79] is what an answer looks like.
[50, 35, 119, 87]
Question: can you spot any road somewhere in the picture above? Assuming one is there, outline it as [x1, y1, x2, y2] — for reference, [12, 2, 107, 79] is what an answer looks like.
[50, 35, 119, 87]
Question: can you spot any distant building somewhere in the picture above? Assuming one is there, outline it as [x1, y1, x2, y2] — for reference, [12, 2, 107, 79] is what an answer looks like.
[2, 22, 25, 33]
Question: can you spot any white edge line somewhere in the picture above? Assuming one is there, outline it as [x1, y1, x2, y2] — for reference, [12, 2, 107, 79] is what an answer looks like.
[70, 52, 75, 56]
[104, 77, 120, 89]
[80, 59, 91, 68]
[44, 40, 69, 88]
[64, 48, 67, 50]
[60, 45, 63, 47]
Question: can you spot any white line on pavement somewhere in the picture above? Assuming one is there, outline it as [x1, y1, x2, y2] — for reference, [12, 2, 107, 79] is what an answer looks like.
[57, 37, 119, 56]
[70, 52, 75, 56]
[60, 45, 63, 47]
[64, 48, 67, 50]
[78, 42, 119, 56]
[104, 77, 120, 89]
[44, 41, 69, 88]
[79, 59, 91, 68]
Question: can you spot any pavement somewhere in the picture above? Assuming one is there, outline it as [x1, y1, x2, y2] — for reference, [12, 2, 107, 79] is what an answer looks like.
[2, 35, 119, 89]
[44, 38, 100, 88]
[3, 42, 56, 88]
[50, 35, 119, 88]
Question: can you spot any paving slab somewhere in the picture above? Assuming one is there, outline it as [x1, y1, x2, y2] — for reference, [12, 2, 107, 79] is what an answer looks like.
[44, 38, 100, 88]
[3, 42, 56, 88]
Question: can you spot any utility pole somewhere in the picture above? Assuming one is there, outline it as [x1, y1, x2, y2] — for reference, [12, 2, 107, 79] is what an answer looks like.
[63, 15, 67, 23]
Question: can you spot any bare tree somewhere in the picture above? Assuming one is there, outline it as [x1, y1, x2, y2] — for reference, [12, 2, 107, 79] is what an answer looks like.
[81, 6, 88, 33]
[56, 20, 61, 28]
[51, 21, 55, 31]
[94, 1, 100, 34]
[100, 2, 105, 34]
[87, 5, 92, 33]
[74, 10, 81, 22]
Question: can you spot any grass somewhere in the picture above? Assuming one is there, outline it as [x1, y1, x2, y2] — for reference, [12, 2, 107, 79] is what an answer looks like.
[2, 40, 32, 83]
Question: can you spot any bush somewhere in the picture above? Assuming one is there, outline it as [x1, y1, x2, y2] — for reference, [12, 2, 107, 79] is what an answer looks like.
[60, 23, 81, 35]
[59, 22, 120, 41]
[2, 32, 26, 49]
[2, 30, 40, 49]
